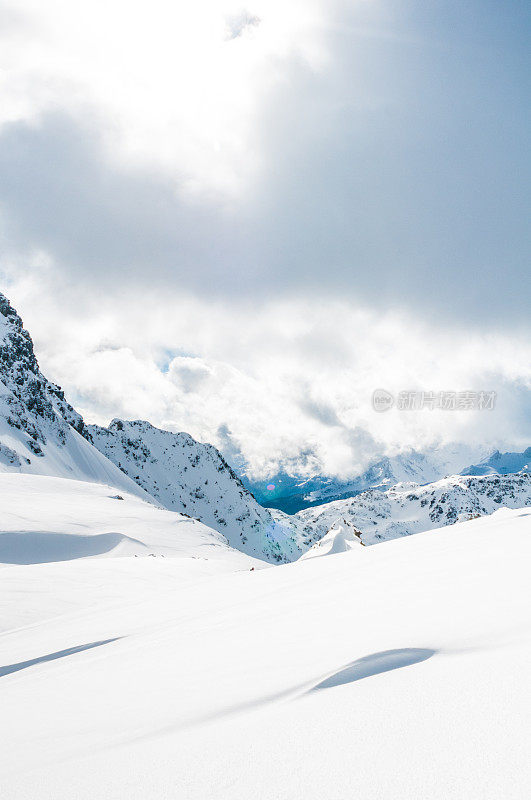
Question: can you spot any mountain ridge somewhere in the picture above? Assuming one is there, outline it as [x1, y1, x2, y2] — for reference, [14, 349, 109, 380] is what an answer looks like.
[244, 443, 494, 513]
[273, 470, 531, 548]
[89, 418, 302, 562]
[0, 291, 301, 563]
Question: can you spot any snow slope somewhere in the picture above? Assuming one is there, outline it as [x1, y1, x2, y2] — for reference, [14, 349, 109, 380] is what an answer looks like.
[0, 293, 153, 501]
[0, 473, 259, 567]
[274, 470, 531, 547]
[0, 473, 261, 629]
[89, 419, 302, 563]
[1, 507, 530, 799]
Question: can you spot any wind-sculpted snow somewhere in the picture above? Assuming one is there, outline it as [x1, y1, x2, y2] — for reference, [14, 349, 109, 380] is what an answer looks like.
[0, 473, 260, 575]
[277, 471, 531, 548]
[1, 507, 530, 798]
[299, 518, 364, 560]
[89, 419, 302, 563]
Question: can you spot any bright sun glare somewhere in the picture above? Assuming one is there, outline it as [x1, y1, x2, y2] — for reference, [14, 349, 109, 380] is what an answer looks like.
[1, 0, 328, 195]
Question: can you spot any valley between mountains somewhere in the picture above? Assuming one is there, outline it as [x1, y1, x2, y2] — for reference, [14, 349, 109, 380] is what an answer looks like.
[1, 291, 530, 799]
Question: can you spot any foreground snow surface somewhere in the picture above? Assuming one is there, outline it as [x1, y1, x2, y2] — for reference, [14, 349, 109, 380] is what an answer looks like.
[0, 474, 261, 571]
[1, 492, 530, 799]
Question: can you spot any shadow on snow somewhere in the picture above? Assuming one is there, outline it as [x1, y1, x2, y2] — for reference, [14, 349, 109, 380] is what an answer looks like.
[0, 638, 121, 677]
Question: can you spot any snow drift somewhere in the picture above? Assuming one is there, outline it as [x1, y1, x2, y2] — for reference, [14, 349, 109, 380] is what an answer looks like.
[1, 506, 530, 799]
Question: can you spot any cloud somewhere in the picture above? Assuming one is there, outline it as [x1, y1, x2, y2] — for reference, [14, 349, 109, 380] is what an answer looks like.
[0, 0, 528, 323]
[225, 11, 261, 40]
[0, 1, 529, 477]
[0, 98, 529, 324]
[168, 357, 214, 394]
[0, 0, 327, 196]
[3, 273, 530, 480]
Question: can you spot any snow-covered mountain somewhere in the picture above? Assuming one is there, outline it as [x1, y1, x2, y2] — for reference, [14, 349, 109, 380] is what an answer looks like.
[247, 443, 492, 513]
[0, 292, 301, 564]
[88, 419, 302, 563]
[0, 293, 151, 500]
[2, 290, 530, 798]
[461, 447, 531, 476]
[3, 288, 529, 566]
[274, 470, 531, 548]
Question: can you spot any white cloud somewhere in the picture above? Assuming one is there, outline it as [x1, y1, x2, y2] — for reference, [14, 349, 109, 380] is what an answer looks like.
[0, 1, 528, 324]
[0, 0, 329, 196]
[1, 1, 529, 479]
[168, 357, 213, 394]
[4, 271, 530, 480]
[225, 11, 261, 41]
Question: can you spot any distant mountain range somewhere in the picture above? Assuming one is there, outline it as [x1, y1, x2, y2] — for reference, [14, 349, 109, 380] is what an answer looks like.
[243, 443, 500, 513]
[273, 471, 531, 547]
[1, 289, 529, 564]
[461, 448, 531, 476]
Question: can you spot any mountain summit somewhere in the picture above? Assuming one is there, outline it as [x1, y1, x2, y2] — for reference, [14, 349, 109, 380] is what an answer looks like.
[0, 292, 148, 497]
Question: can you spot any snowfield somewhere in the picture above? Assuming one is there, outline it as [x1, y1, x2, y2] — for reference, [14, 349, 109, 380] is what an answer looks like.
[0, 471, 260, 556]
[1, 291, 530, 798]
[1, 496, 530, 799]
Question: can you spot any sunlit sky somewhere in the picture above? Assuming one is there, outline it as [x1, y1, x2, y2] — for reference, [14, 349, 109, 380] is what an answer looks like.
[1, 0, 529, 478]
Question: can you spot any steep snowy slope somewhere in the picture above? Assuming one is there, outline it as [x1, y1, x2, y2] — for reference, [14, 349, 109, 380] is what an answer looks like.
[0, 293, 152, 501]
[275, 470, 531, 548]
[1, 508, 530, 799]
[89, 419, 302, 563]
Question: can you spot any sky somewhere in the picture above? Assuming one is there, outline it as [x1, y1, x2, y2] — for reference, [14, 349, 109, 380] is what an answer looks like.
[0, 0, 530, 479]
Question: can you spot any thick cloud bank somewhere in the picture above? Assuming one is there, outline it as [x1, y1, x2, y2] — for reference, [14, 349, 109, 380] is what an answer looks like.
[1, 1, 529, 476]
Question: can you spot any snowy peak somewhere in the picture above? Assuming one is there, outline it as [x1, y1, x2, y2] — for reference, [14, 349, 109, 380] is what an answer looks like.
[89, 418, 302, 564]
[461, 447, 531, 476]
[299, 518, 364, 560]
[0, 292, 89, 445]
[3, 290, 528, 567]
[0, 293, 155, 500]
